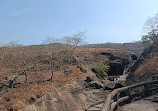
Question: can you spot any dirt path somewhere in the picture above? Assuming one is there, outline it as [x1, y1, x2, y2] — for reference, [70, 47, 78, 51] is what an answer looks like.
[119, 99, 158, 111]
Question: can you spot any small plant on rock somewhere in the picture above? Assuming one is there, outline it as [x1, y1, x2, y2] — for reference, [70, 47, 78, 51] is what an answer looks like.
[92, 63, 110, 80]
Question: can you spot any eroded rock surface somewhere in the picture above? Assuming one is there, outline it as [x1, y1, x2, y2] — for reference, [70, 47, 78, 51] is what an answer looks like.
[19, 79, 110, 111]
[119, 99, 158, 111]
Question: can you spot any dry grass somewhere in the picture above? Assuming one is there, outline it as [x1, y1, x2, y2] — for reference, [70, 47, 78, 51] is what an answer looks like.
[76, 48, 135, 54]
[135, 53, 158, 74]
[0, 47, 136, 110]
[0, 65, 90, 111]
[75, 48, 136, 64]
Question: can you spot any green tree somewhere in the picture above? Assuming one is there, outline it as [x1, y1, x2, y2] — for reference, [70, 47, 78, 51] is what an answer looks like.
[92, 63, 110, 80]
[142, 35, 152, 49]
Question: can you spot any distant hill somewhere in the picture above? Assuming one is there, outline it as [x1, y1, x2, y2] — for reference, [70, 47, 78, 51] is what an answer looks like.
[28, 41, 143, 54]
[79, 41, 143, 54]
[28, 43, 67, 50]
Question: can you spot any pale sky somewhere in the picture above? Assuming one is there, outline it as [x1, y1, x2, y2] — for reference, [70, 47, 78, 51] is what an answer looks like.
[0, 0, 158, 45]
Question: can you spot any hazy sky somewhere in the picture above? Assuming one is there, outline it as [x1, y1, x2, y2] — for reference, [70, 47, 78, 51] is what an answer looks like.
[0, 0, 158, 45]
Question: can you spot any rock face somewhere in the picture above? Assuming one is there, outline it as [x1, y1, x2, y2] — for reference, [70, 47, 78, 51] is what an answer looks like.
[126, 42, 158, 85]
[19, 91, 87, 111]
[98, 51, 137, 77]
[128, 42, 158, 74]
[18, 79, 110, 111]
[152, 94, 158, 103]
[73, 48, 138, 80]
[19, 78, 124, 111]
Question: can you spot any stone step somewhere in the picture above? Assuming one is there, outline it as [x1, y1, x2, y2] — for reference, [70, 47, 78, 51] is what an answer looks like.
[87, 103, 103, 111]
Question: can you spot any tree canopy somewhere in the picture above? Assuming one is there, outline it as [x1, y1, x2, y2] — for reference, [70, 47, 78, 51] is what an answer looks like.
[142, 13, 158, 49]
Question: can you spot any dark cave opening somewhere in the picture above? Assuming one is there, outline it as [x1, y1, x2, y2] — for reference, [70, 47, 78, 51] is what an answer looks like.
[107, 62, 124, 76]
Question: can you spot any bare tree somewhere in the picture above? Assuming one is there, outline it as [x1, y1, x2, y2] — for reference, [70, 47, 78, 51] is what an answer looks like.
[41, 32, 86, 80]
[43, 37, 60, 45]
[142, 14, 158, 48]
[62, 32, 86, 65]
[13, 47, 37, 83]
[63, 32, 86, 53]
[42, 37, 60, 81]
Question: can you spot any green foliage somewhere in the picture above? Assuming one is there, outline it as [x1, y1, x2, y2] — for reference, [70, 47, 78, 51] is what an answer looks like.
[142, 35, 152, 50]
[142, 35, 150, 45]
[92, 63, 110, 80]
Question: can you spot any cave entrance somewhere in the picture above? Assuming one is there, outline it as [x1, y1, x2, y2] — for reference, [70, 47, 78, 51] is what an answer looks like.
[107, 62, 124, 76]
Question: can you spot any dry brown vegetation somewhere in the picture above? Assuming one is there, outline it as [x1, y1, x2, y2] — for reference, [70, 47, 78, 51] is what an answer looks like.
[0, 46, 91, 110]
[0, 43, 137, 111]
[135, 52, 158, 74]
[0, 65, 91, 111]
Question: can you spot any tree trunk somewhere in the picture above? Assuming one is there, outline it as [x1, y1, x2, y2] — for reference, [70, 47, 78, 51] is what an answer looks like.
[25, 73, 28, 83]
[23, 68, 28, 83]
[50, 71, 54, 80]
[49, 56, 54, 81]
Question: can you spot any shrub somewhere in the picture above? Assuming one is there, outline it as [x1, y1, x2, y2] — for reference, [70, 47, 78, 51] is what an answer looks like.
[92, 63, 110, 80]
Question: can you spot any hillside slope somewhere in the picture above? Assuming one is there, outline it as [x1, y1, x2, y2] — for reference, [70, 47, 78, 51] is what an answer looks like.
[0, 47, 137, 111]
[126, 41, 158, 84]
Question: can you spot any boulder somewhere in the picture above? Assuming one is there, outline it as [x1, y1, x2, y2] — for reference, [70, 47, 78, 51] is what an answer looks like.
[152, 94, 158, 103]
[86, 81, 103, 89]
[84, 77, 93, 83]
[104, 82, 124, 90]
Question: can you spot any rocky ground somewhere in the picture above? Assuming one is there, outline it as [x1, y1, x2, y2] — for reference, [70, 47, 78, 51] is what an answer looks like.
[18, 78, 105, 111]
[18, 76, 125, 111]
[0, 48, 138, 111]
[119, 42, 158, 111]
[118, 95, 158, 111]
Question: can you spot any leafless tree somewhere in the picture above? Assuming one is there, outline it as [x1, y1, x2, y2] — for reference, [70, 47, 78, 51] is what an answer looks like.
[42, 37, 60, 81]
[142, 14, 158, 46]
[43, 37, 60, 45]
[62, 32, 86, 65]
[144, 17, 157, 33]
[11, 47, 38, 83]
[42, 32, 86, 79]
[63, 32, 86, 53]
